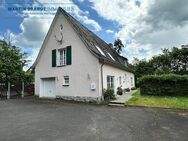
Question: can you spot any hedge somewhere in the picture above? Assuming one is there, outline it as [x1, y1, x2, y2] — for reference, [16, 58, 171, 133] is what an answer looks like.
[139, 74, 188, 96]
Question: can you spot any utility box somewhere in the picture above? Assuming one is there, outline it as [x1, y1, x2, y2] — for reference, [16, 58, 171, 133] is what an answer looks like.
[90, 83, 96, 91]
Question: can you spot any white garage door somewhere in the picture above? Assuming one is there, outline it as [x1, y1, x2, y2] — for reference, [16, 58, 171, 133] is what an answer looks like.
[40, 78, 56, 98]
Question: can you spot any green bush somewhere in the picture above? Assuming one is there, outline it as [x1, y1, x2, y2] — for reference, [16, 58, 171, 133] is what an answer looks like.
[131, 87, 137, 90]
[124, 88, 130, 92]
[104, 88, 116, 101]
[139, 74, 188, 96]
[117, 87, 123, 95]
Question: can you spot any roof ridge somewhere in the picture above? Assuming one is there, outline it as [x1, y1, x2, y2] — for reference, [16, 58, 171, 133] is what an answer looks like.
[59, 8, 108, 44]
[58, 7, 122, 57]
[58, 7, 133, 72]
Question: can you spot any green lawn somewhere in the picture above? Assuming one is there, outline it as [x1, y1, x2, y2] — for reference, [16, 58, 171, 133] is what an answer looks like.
[126, 90, 188, 110]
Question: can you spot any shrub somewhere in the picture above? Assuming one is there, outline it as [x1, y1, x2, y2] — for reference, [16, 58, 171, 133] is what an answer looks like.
[117, 87, 123, 95]
[104, 88, 116, 101]
[131, 87, 137, 90]
[124, 88, 130, 92]
[139, 74, 188, 96]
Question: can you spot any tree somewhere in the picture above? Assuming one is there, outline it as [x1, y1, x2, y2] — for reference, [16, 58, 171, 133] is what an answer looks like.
[114, 38, 124, 54]
[171, 46, 188, 74]
[0, 40, 32, 84]
[130, 46, 188, 86]
[129, 58, 155, 86]
[151, 48, 172, 74]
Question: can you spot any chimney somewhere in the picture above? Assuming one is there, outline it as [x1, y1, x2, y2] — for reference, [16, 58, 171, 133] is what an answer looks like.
[108, 43, 113, 48]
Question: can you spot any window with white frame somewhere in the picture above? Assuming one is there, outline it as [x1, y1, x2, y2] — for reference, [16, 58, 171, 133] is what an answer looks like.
[59, 49, 66, 66]
[119, 76, 122, 86]
[130, 77, 133, 86]
[63, 76, 69, 86]
[107, 75, 114, 89]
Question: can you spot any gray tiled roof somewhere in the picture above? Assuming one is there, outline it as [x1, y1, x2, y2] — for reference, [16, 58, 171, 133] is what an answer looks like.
[58, 7, 133, 72]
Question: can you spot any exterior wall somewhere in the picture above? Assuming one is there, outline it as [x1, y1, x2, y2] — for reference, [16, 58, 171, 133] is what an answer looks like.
[102, 64, 135, 94]
[35, 13, 102, 102]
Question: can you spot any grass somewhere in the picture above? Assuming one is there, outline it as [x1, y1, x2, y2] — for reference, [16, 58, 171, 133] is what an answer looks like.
[126, 89, 188, 110]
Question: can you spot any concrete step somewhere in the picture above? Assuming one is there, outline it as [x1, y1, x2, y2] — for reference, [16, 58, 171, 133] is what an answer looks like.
[108, 103, 124, 107]
[109, 101, 124, 104]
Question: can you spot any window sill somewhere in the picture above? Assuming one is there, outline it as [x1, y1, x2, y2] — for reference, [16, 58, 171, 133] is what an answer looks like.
[57, 65, 66, 67]
[62, 85, 69, 86]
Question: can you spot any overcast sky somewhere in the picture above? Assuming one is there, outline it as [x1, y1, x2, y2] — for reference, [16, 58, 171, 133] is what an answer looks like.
[1, 0, 188, 68]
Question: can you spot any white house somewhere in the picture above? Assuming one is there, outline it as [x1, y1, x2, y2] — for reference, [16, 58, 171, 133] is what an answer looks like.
[32, 7, 135, 103]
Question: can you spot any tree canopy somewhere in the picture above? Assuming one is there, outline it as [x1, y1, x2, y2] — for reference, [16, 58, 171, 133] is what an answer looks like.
[0, 40, 33, 83]
[130, 46, 188, 85]
[114, 38, 124, 54]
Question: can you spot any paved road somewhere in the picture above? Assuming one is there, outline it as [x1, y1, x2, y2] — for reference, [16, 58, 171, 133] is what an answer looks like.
[0, 97, 188, 141]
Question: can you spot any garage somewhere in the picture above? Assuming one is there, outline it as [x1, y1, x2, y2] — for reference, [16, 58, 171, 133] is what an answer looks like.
[40, 78, 56, 98]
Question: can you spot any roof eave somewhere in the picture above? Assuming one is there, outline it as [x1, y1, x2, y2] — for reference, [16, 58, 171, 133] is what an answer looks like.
[99, 58, 134, 73]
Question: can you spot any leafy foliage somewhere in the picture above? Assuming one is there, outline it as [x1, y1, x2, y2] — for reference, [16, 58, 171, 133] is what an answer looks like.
[114, 38, 124, 54]
[124, 88, 130, 92]
[0, 40, 33, 83]
[117, 87, 123, 95]
[104, 88, 116, 101]
[139, 74, 188, 96]
[130, 46, 188, 86]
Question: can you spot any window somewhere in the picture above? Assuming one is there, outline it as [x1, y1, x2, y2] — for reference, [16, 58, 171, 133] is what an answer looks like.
[119, 76, 122, 86]
[107, 52, 115, 61]
[124, 61, 128, 66]
[59, 49, 66, 66]
[63, 76, 69, 86]
[130, 77, 133, 86]
[107, 76, 114, 89]
[95, 45, 106, 56]
[53, 46, 71, 67]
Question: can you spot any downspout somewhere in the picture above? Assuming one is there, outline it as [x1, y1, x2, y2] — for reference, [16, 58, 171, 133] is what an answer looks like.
[100, 59, 105, 101]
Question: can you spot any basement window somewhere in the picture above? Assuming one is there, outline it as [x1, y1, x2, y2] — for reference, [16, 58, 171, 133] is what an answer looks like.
[63, 76, 69, 86]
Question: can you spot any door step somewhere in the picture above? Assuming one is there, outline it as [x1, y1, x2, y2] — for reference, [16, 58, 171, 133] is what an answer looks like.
[108, 103, 124, 107]
[109, 101, 124, 104]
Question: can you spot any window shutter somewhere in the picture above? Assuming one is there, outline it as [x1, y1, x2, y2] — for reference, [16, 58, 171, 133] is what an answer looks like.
[52, 49, 56, 67]
[56, 50, 60, 66]
[66, 46, 72, 65]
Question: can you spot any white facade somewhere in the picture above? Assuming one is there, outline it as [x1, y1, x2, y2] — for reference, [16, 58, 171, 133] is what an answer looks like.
[102, 64, 135, 95]
[34, 9, 135, 102]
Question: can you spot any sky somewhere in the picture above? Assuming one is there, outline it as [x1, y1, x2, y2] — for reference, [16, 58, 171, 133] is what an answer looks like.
[1, 0, 188, 68]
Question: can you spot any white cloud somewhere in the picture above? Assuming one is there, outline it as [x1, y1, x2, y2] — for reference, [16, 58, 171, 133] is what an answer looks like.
[27, 47, 40, 66]
[90, 0, 188, 63]
[78, 0, 85, 3]
[15, 17, 52, 47]
[106, 29, 114, 34]
[82, 16, 101, 31]
[69, 2, 102, 31]
[23, 47, 40, 70]
[2, 29, 16, 44]
[6, 0, 101, 67]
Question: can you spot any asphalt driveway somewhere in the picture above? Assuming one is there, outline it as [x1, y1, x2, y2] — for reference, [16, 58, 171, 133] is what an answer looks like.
[0, 97, 188, 141]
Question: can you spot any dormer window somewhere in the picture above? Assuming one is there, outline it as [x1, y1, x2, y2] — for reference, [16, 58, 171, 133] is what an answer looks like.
[95, 45, 106, 56]
[107, 52, 115, 61]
